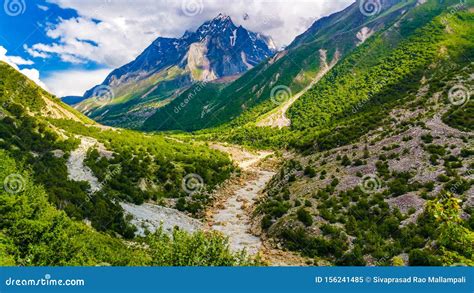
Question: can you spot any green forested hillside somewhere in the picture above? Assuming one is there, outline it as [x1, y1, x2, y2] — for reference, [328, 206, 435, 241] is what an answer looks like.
[245, 2, 474, 266]
[143, 0, 418, 132]
[288, 1, 473, 139]
[200, 0, 473, 152]
[0, 149, 256, 266]
[0, 62, 234, 235]
[0, 61, 255, 266]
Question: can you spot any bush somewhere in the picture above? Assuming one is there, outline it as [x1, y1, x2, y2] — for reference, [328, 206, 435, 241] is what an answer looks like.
[392, 256, 405, 266]
[437, 174, 450, 182]
[261, 215, 273, 230]
[421, 134, 433, 143]
[460, 148, 474, 158]
[336, 247, 366, 266]
[425, 144, 446, 156]
[341, 155, 352, 166]
[294, 199, 302, 207]
[304, 165, 317, 178]
[408, 249, 442, 266]
[297, 208, 313, 226]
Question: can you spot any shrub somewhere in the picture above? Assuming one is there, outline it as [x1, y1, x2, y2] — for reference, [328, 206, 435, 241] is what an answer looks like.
[437, 174, 450, 182]
[294, 199, 302, 207]
[261, 215, 273, 230]
[421, 134, 433, 143]
[460, 148, 474, 158]
[425, 144, 446, 156]
[341, 155, 352, 166]
[304, 165, 317, 178]
[297, 208, 313, 227]
[408, 249, 442, 266]
[336, 247, 366, 266]
[392, 256, 405, 266]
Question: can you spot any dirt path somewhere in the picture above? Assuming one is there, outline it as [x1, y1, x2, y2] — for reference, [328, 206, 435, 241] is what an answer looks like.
[211, 169, 275, 255]
[206, 144, 274, 255]
[206, 143, 308, 265]
[206, 144, 282, 255]
[256, 49, 339, 129]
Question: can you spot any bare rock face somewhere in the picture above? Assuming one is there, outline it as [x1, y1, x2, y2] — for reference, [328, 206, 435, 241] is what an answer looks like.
[356, 27, 374, 45]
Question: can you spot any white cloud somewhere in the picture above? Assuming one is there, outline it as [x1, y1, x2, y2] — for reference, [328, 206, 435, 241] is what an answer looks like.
[0, 46, 48, 90]
[43, 68, 112, 97]
[29, 0, 354, 68]
[8, 56, 34, 66]
[24, 45, 50, 58]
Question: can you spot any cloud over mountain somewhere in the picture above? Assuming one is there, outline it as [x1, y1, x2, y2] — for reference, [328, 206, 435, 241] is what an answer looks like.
[29, 0, 353, 68]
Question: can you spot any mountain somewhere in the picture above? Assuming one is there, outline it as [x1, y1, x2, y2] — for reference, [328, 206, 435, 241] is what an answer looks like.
[0, 61, 257, 266]
[0, 59, 235, 224]
[212, 0, 474, 265]
[1, 0, 472, 268]
[0, 63, 92, 124]
[143, 0, 418, 132]
[76, 14, 276, 128]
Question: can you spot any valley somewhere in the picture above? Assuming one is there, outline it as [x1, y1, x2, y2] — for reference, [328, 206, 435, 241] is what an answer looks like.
[62, 131, 298, 264]
[206, 144, 275, 256]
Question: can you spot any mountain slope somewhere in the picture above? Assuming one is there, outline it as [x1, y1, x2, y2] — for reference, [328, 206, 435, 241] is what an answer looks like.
[143, 0, 418, 132]
[0, 61, 260, 266]
[195, 0, 472, 150]
[250, 1, 474, 266]
[0, 148, 256, 266]
[76, 14, 275, 128]
[0, 62, 91, 124]
[0, 61, 235, 235]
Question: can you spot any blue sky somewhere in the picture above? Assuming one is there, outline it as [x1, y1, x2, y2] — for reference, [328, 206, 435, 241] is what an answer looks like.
[0, 0, 353, 97]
